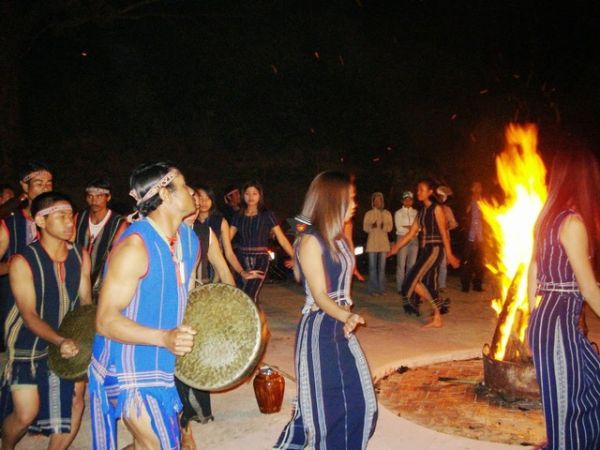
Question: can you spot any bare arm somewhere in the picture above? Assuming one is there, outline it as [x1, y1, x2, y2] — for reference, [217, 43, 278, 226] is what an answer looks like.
[10, 255, 78, 357]
[221, 220, 243, 273]
[78, 250, 93, 306]
[229, 224, 238, 241]
[96, 234, 195, 355]
[435, 205, 460, 268]
[299, 235, 364, 336]
[207, 228, 235, 285]
[388, 221, 419, 256]
[560, 215, 600, 317]
[0, 222, 8, 275]
[527, 258, 538, 312]
[272, 225, 294, 258]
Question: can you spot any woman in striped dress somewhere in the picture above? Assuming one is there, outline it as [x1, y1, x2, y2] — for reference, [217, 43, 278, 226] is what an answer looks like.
[528, 146, 600, 450]
[387, 179, 460, 328]
[230, 181, 294, 302]
[274, 171, 377, 450]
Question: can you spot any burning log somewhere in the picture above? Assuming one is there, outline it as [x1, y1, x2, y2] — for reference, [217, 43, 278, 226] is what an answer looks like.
[488, 265, 531, 362]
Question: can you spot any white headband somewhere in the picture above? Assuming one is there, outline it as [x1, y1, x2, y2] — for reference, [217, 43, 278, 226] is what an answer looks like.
[35, 204, 72, 219]
[86, 187, 110, 195]
[22, 170, 50, 183]
[129, 169, 178, 205]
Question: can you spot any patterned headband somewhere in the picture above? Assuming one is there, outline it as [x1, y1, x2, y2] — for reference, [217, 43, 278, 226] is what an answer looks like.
[22, 170, 50, 183]
[129, 169, 178, 205]
[35, 203, 72, 219]
[86, 187, 110, 195]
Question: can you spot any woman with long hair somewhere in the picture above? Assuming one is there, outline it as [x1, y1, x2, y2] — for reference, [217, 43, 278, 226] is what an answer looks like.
[387, 179, 460, 328]
[229, 181, 293, 302]
[274, 171, 377, 450]
[527, 144, 600, 450]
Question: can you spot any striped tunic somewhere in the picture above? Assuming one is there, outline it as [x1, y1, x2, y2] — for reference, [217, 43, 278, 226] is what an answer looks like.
[274, 232, 377, 450]
[74, 209, 125, 300]
[528, 210, 600, 450]
[89, 218, 199, 450]
[401, 203, 444, 302]
[0, 240, 82, 435]
[1, 209, 38, 346]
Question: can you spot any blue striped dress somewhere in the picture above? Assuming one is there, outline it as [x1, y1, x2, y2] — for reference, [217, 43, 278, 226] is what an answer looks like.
[528, 209, 600, 450]
[274, 232, 378, 450]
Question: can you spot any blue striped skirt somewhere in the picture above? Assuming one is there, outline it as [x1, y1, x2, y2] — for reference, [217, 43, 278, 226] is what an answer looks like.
[528, 292, 600, 450]
[275, 310, 377, 449]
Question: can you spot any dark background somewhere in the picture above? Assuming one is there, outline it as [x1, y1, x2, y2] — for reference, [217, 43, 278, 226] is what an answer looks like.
[2, 0, 598, 222]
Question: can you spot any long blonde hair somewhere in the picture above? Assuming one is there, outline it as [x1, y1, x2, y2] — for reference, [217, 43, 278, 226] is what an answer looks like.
[298, 171, 352, 255]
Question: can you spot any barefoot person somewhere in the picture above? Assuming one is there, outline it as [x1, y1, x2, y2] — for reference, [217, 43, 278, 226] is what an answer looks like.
[89, 162, 199, 450]
[528, 145, 600, 450]
[388, 179, 460, 327]
[73, 176, 127, 302]
[274, 171, 377, 450]
[0, 192, 91, 449]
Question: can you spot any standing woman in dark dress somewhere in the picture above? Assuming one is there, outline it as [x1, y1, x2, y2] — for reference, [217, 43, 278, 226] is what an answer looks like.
[388, 179, 460, 328]
[274, 171, 377, 450]
[528, 146, 600, 450]
[230, 181, 294, 301]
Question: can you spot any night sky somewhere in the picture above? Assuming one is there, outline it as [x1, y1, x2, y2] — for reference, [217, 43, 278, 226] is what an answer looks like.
[5, 0, 599, 218]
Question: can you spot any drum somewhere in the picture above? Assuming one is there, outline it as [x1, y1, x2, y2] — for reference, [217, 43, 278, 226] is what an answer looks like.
[48, 304, 97, 380]
[175, 283, 269, 392]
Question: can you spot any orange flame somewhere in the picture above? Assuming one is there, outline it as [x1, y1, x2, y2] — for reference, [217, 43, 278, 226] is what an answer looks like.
[480, 124, 547, 360]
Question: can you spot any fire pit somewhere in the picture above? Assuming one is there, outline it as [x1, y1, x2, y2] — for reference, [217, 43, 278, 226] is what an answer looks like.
[482, 348, 539, 403]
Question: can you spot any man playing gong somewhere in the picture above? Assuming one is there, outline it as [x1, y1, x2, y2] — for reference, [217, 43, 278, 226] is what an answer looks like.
[89, 162, 199, 450]
[0, 192, 92, 449]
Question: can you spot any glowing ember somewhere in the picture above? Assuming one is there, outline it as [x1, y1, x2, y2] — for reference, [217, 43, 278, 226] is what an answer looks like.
[480, 124, 547, 361]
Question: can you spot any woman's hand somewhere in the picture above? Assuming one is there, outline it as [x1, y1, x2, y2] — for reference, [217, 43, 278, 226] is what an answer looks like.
[284, 259, 295, 269]
[240, 270, 265, 280]
[344, 313, 365, 338]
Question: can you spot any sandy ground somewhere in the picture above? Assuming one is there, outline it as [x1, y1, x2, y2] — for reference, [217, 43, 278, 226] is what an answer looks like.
[3, 275, 600, 449]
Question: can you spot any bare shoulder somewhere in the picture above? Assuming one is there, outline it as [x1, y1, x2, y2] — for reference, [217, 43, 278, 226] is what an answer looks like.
[9, 254, 31, 276]
[108, 233, 147, 276]
[560, 213, 586, 237]
[298, 234, 323, 257]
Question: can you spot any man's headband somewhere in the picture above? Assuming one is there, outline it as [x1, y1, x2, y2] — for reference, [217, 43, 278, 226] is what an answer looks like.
[35, 203, 72, 219]
[21, 170, 50, 183]
[86, 187, 110, 195]
[129, 169, 178, 205]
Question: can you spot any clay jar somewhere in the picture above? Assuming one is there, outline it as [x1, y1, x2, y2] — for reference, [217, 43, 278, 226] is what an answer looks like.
[253, 366, 285, 414]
